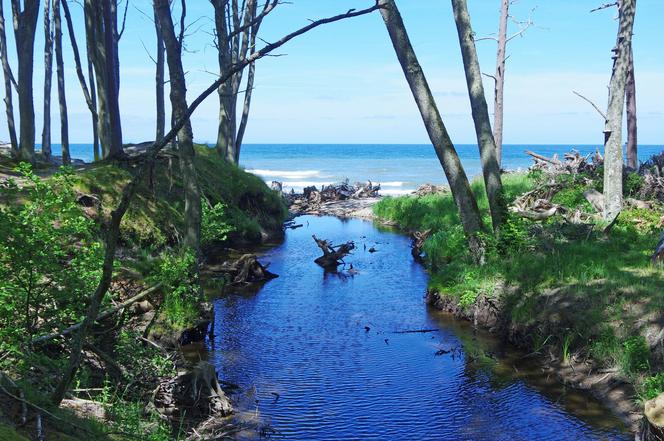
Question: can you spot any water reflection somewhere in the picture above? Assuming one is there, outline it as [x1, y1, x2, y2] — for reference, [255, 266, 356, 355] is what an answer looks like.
[207, 215, 629, 440]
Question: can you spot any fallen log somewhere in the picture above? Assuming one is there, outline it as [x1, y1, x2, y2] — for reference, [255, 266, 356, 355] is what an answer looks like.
[312, 235, 355, 269]
[32, 283, 163, 345]
[583, 188, 605, 213]
[229, 254, 278, 284]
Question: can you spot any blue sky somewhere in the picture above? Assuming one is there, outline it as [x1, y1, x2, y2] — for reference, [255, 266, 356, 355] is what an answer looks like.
[1, 0, 663, 145]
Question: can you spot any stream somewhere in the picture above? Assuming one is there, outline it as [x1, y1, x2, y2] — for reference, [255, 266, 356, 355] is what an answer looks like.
[207, 215, 630, 440]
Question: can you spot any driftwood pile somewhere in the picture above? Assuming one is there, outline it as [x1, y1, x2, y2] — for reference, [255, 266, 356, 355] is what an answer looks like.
[204, 254, 277, 285]
[413, 183, 447, 196]
[312, 235, 355, 270]
[526, 149, 603, 175]
[639, 152, 664, 203]
[284, 180, 380, 214]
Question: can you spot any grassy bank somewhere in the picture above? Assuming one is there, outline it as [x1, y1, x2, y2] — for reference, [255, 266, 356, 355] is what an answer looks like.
[374, 172, 664, 405]
[0, 147, 287, 439]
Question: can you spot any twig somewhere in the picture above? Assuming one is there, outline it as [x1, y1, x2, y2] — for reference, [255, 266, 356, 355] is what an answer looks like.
[572, 90, 608, 120]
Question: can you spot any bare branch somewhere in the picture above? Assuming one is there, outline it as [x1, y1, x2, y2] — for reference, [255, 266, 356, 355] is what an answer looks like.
[117, 0, 129, 39]
[590, 2, 619, 13]
[573, 90, 608, 120]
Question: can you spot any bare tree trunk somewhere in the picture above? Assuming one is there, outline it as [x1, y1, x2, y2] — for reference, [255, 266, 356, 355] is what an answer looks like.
[89, 55, 99, 161]
[154, 5, 165, 141]
[41, 0, 53, 161]
[50, 3, 381, 407]
[11, 0, 40, 164]
[603, 0, 636, 221]
[235, 61, 255, 158]
[452, 0, 505, 232]
[62, 0, 98, 161]
[53, 0, 69, 164]
[493, 0, 509, 168]
[155, 0, 201, 257]
[625, 45, 637, 170]
[102, 0, 123, 158]
[0, 1, 18, 157]
[378, 0, 485, 259]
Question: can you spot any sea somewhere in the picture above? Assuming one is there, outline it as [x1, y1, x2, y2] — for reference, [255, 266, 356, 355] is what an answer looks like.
[46, 143, 663, 196]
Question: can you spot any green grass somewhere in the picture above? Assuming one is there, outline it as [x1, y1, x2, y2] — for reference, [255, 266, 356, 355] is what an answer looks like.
[73, 145, 287, 247]
[374, 172, 664, 399]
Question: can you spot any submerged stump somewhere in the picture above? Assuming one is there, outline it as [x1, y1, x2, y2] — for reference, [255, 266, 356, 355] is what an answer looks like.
[312, 235, 355, 270]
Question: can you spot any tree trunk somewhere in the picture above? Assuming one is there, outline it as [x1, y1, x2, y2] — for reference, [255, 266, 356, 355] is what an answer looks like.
[154, 5, 165, 141]
[41, 0, 53, 161]
[493, 0, 509, 168]
[603, 0, 636, 221]
[62, 0, 97, 161]
[378, 0, 485, 259]
[102, 0, 123, 158]
[0, 1, 18, 157]
[53, 0, 69, 165]
[235, 61, 255, 159]
[88, 54, 99, 161]
[11, 0, 40, 164]
[452, 0, 506, 232]
[625, 45, 637, 170]
[155, 0, 201, 258]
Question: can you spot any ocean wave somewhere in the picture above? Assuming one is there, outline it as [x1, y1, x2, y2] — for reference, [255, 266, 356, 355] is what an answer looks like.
[381, 181, 406, 187]
[246, 169, 321, 179]
[280, 181, 335, 188]
[379, 189, 415, 196]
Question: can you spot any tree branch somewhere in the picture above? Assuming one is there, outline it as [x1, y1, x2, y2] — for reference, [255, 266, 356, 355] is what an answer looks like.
[573, 90, 608, 120]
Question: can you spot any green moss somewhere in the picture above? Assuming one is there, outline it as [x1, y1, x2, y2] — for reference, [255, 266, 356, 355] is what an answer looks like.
[74, 145, 287, 247]
[0, 424, 29, 441]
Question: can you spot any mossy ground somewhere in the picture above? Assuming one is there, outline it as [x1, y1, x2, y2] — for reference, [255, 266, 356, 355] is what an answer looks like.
[374, 172, 664, 402]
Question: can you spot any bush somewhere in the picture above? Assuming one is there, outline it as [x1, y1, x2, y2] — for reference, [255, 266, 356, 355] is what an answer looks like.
[621, 335, 650, 374]
[0, 163, 102, 352]
[201, 201, 235, 245]
[639, 373, 664, 401]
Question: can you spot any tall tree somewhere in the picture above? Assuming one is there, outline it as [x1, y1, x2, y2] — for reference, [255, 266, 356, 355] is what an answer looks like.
[154, 3, 165, 141]
[83, 0, 123, 159]
[603, 0, 636, 221]
[0, 0, 18, 157]
[492, 0, 508, 167]
[11, 0, 40, 163]
[212, 0, 270, 164]
[377, 0, 485, 260]
[452, 0, 506, 232]
[61, 0, 99, 161]
[41, 0, 53, 161]
[154, 0, 201, 256]
[51, 2, 382, 406]
[625, 45, 637, 170]
[53, 0, 69, 164]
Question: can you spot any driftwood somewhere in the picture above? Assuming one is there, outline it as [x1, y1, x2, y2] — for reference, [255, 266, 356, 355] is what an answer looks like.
[413, 183, 447, 196]
[312, 235, 355, 269]
[526, 149, 601, 175]
[287, 180, 381, 215]
[411, 229, 431, 262]
[229, 254, 277, 285]
[31, 283, 163, 344]
[583, 189, 605, 213]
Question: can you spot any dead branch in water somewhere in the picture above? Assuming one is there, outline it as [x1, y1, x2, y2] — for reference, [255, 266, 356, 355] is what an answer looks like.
[312, 235, 355, 269]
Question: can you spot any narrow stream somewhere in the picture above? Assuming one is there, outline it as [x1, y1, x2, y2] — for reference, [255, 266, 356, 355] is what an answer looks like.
[208, 215, 629, 440]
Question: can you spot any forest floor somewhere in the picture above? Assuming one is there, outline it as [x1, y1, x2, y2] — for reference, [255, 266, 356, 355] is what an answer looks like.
[373, 164, 664, 431]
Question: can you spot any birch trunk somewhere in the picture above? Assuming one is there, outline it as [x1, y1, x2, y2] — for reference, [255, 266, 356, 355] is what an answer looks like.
[603, 0, 636, 221]
[378, 0, 485, 259]
[452, 0, 505, 232]
[493, 0, 509, 167]
[155, 0, 201, 257]
[41, 0, 53, 161]
[53, 0, 69, 164]
[0, 1, 18, 157]
[11, 0, 40, 164]
[625, 45, 637, 170]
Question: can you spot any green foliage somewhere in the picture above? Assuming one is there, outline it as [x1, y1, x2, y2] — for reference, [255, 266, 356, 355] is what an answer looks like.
[147, 250, 200, 329]
[551, 185, 592, 212]
[624, 172, 644, 198]
[638, 373, 664, 401]
[562, 334, 574, 363]
[620, 335, 650, 374]
[495, 214, 534, 255]
[201, 201, 236, 245]
[588, 327, 620, 366]
[115, 329, 176, 380]
[0, 163, 102, 351]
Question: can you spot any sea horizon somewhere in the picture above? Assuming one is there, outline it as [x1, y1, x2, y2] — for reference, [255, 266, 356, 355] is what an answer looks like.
[38, 142, 664, 195]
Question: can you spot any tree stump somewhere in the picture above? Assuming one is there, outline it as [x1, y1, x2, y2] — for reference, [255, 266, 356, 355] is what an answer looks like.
[641, 393, 664, 441]
[312, 235, 355, 269]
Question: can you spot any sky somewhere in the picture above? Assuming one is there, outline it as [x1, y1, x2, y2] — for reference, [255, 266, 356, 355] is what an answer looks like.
[1, 0, 663, 145]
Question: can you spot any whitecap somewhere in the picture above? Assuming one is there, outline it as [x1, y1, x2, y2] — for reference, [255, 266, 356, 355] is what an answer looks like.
[246, 169, 321, 179]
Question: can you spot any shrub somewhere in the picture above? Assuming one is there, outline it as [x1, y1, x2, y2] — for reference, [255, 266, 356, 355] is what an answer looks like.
[639, 373, 664, 401]
[621, 335, 650, 374]
[201, 201, 235, 245]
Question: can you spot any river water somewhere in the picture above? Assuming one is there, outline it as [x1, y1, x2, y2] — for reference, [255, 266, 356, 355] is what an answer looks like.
[208, 215, 629, 440]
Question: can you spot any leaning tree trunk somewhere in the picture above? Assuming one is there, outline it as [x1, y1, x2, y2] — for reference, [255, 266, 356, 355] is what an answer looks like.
[102, 0, 122, 158]
[11, 0, 40, 164]
[154, 6, 165, 141]
[603, 0, 636, 221]
[53, 0, 69, 165]
[452, 0, 506, 232]
[0, 1, 18, 157]
[493, 0, 509, 168]
[625, 44, 637, 170]
[378, 0, 485, 260]
[41, 0, 53, 161]
[155, 0, 201, 258]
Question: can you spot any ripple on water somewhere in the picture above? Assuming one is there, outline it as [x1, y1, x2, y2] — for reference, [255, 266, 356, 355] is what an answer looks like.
[208, 216, 629, 440]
